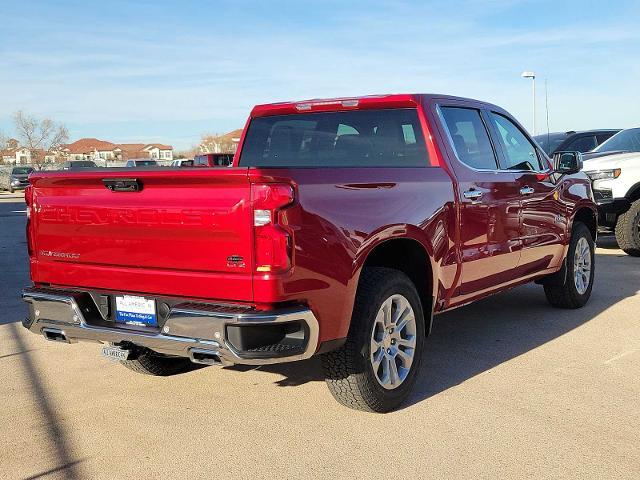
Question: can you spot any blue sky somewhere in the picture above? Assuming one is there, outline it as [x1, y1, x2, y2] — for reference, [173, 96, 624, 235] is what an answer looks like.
[1, 0, 639, 150]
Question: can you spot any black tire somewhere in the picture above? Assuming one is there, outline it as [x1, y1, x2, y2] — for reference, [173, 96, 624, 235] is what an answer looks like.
[614, 199, 640, 257]
[118, 347, 196, 376]
[9, 186, 14, 194]
[321, 267, 425, 413]
[544, 222, 595, 309]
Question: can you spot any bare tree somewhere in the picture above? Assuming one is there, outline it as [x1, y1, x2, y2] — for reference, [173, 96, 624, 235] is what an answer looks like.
[13, 111, 69, 168]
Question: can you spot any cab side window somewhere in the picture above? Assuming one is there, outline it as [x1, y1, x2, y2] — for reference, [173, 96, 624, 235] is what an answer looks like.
[440, 107, 498, 170]
[489, 112, 544, 171]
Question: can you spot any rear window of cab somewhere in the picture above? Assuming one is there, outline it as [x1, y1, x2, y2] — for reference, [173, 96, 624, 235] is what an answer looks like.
[239, 108, 429, 167]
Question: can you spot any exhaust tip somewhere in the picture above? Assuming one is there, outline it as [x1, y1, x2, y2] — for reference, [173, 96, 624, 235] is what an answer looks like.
[189, 348, 223, 366]
[42, 328, 71, 343]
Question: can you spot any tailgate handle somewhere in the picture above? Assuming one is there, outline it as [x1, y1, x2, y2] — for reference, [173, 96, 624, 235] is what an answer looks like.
[102, 178, 142, 192]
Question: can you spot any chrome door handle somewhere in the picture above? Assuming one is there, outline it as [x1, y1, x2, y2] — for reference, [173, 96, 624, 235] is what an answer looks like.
[463, 189, 483, 201]
[520, 186, 535, 195]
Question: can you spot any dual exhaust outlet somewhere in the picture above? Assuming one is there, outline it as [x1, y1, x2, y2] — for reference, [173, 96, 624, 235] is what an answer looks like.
[41, 328, 223, 366]
[42, 328, 74, 344]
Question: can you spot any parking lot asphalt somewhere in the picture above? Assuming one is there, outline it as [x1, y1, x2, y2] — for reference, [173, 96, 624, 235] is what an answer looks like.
[1, 197, 638, 479]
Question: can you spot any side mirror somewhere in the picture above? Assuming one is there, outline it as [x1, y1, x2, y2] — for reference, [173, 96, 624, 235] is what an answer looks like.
[553, 151, 583, 175]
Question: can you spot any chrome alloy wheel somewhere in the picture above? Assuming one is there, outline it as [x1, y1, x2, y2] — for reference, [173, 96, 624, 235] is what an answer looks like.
[574, 236, 592, 295]
[370, 294, 417, 390]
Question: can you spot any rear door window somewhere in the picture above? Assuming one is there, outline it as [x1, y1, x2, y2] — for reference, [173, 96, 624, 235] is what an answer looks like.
[239, 108, 428, 167]
[439, 106, 498, 170]
[489, 113, 544, 171]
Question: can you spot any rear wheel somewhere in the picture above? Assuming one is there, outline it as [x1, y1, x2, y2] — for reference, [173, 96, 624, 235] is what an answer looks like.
[614, 199, 640, 256]
[118, 347, 196, 376]
[321, 267, 425, 412]
[544, 222, 595, 308]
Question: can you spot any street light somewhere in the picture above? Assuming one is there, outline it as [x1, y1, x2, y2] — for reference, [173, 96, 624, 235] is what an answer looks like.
[521, 71, 536, 135]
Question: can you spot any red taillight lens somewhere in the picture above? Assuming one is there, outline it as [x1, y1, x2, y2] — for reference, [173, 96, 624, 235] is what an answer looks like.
[24, 185, 34, 256]
[251, 183, 294, 273]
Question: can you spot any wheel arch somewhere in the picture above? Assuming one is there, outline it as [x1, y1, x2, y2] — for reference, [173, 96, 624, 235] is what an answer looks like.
[625, 182, 640, 203]
[571, 204, 597, 241]
[354, 231, 436, 336]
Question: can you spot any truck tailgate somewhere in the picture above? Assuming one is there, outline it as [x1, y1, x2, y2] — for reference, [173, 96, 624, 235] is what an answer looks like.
[29, 168, 254, 301]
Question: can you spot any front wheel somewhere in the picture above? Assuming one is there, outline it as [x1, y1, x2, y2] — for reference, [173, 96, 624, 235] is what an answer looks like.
[614, 199, 640, 256]
[544, 222, 595, 309]
[321, 267, 425, 412]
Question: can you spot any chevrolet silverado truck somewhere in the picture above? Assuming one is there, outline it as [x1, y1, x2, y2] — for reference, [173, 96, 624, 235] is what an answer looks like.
[582, 127, 640, 256]
[22, 94, 597, 412]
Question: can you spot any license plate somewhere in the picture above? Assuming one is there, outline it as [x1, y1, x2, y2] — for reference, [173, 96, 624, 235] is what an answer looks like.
[101, 345, 130, 361]
[115, 295, 157, 327]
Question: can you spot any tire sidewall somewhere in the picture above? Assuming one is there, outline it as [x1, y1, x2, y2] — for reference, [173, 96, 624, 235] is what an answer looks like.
[353, 272, 425, 407]
[566, 223, 595, 306]
[624, 202, 640, 248]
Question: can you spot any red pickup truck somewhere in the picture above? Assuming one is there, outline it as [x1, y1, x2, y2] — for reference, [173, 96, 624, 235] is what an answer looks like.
[22, 94, 597, 412]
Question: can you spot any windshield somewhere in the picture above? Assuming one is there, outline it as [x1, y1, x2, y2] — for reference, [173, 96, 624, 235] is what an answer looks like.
[593, 128, 640, 153]
[533, 133, 566, 155]
[136, 160, 157, 166]
[12, 167, 34, 175]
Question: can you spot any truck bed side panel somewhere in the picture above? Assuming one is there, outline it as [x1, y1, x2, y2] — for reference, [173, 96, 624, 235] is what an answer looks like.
[249, 167, 456, 342]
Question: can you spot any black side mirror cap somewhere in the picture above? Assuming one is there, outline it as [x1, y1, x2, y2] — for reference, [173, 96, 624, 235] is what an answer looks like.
[553, 151, 583, 175]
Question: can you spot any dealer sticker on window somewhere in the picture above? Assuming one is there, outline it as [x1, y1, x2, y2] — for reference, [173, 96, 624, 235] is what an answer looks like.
[115, 295, 157, 327]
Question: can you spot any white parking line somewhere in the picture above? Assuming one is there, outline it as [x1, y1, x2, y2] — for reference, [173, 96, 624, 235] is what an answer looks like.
[604, 349, 638, 364]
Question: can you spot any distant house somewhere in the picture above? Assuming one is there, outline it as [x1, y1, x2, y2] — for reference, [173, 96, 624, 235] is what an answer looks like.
[200, 129, 243, 154]
[113, 144, 147, 160]
[0, 139, 61, 165]
[64, 138, 118, 161]
[63, 138, 174, 162]
[5, 147, 30, 164]
[1, 139, 29, 164]
[143, 144, 173, 161]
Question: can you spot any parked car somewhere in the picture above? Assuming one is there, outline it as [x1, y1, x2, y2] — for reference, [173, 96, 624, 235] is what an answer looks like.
[61, 160, 97, 170]
[2, 166, 34, 193]
[534, 129, 620, 155]
[22, 94, 597, 412]
[193, 153, 234, 167]
[170, 159, 193, 167]
[582, 127, 640, 256]
[125, 159, 158, 167]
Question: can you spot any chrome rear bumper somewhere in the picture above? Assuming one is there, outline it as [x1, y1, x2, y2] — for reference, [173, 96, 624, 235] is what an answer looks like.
[22, 287, 319, 366]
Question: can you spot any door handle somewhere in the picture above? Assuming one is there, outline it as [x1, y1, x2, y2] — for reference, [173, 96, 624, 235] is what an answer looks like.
[520, 186, 535, 196]
[463, 189, 483, 202]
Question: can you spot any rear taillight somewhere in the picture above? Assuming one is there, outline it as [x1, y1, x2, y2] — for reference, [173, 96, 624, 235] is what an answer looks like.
[24, 185, 34, 256]
[251, 183, 294, 273]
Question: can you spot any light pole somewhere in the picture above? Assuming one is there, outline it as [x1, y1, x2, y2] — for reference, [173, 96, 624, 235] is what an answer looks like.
[521, 71, 536, 135]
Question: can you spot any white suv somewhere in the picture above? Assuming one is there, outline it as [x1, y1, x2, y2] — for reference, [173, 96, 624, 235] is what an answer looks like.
[583, 127, 640, 256]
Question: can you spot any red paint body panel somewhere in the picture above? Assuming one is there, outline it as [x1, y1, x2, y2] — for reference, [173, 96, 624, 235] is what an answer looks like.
[29, 169, 255, 302]
[26, 93, 597, 348]
[248, 167, 455, 341]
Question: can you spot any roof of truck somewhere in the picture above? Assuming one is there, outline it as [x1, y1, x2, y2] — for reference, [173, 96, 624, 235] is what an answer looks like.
[250, 93, 502, 117]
